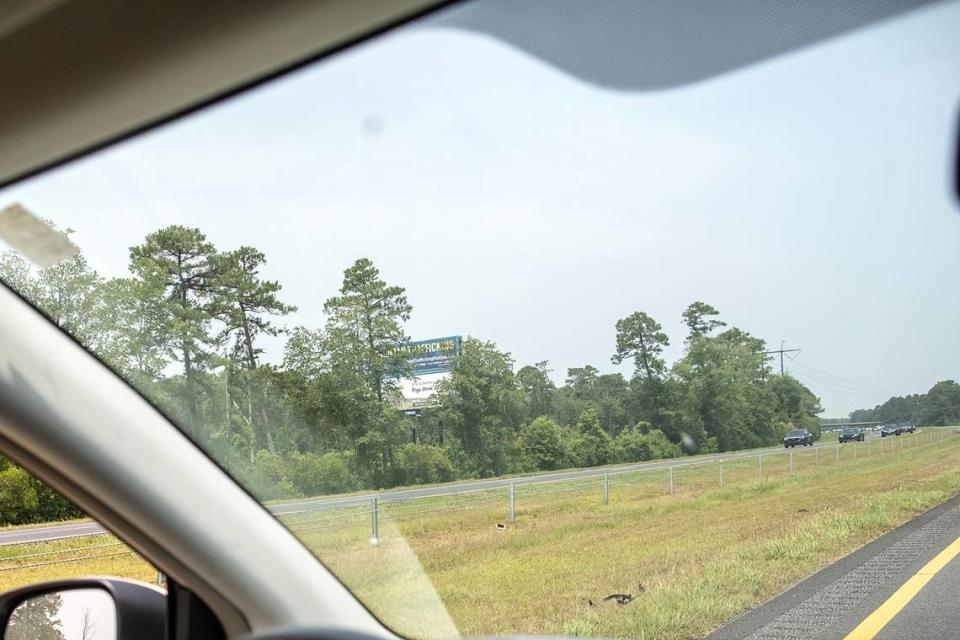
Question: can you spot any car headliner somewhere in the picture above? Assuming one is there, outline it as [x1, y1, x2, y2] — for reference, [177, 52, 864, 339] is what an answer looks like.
[0, 0, 944, 192]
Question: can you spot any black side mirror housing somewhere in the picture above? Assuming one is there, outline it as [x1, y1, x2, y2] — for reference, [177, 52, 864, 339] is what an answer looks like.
[0, 578, 165, 640]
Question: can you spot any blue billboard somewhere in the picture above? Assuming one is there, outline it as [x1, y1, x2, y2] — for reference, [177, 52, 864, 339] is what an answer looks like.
[390, 336, 462, 375]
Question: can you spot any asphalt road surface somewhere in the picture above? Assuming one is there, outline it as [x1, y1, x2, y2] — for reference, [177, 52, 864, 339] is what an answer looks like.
[0, 429, 917, 546]
[707, 493, 960, 640]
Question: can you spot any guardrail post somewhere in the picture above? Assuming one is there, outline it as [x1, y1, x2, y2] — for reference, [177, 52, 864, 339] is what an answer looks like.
[370, 496, 379, 546]
[669, 466, 675, 494]
[815, 447, 819, 466]
[509, 482, 516, 523]
[836, 444, 840, 464]
[156, 571, 164, 585]
[881, 437, 884, 455]
[758, 455, 763, 481]
[603, 473, 609, 505]
[719, 461, 724, 487]
[789, 450, 794, 473]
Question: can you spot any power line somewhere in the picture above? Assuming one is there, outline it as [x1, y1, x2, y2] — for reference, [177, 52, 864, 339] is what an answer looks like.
[763, 340, 801, 376]
[787, 360, 897, 396]
[790, 370, 885, 401]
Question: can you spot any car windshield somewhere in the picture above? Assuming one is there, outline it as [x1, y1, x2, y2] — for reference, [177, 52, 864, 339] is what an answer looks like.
[2, 1, 960, 639]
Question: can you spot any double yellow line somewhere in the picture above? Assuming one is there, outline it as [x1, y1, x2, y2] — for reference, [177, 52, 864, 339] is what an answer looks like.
[843, 535, 960, 639]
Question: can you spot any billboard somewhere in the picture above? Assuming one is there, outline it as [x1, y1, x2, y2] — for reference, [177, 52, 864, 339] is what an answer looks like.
[390, 336, 461, 411]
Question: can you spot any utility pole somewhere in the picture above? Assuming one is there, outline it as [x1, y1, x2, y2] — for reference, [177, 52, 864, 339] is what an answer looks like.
[763, 340, 801, 375]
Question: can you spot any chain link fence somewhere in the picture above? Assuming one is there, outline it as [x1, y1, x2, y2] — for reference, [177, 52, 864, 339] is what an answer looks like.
[1, 428, 953, 574]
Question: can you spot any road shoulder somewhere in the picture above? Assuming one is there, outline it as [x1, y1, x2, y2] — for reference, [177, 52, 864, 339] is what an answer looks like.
[707, 492, 960, 640]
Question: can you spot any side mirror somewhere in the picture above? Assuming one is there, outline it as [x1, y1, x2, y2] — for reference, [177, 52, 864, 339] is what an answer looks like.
[0, 579, 164, 640]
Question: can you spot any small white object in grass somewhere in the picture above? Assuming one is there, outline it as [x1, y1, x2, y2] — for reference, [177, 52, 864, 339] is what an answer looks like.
[0, 203, 78, 267]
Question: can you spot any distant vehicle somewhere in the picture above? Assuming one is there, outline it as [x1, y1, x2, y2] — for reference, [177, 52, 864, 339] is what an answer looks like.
[901, 423, 917, 433]
[784, 429, 814, 448]
[838, 428, 865, 443]
[881, 424, 902, 437]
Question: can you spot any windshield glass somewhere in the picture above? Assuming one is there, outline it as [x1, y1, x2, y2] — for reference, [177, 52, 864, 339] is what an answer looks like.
[2, 1, 960, 639]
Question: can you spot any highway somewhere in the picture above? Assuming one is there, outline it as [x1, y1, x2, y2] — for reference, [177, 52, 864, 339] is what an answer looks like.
[0, 429, 921, 546]
[708, 492, 960, 640]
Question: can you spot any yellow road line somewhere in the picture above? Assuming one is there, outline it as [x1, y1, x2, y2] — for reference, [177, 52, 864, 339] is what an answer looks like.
[843, 535, 960, 639]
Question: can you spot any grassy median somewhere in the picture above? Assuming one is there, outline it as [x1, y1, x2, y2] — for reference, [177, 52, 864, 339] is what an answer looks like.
[2, 432, 958, 640]
[302, 432, 960, 639]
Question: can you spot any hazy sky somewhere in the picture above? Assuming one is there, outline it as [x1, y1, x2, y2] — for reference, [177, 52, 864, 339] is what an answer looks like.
[2, 1, 959, 416]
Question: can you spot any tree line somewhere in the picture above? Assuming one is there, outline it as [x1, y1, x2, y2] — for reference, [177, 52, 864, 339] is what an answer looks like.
[848, 381, 960, 426]
[1, 222, 829, 523]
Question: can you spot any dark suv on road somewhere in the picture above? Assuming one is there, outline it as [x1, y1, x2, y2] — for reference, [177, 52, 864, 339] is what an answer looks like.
[784, 429, 814, 448]
[881, 424, 902, 437]
[901, 423, 917, 433]
[838, 428, 865, 443]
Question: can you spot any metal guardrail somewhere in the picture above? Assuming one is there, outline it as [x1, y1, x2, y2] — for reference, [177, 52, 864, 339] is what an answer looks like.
[0, 428, 954, 570]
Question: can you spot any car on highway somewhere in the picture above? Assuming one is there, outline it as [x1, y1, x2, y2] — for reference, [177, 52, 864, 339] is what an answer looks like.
[784, 429, 815, 448]
[901, 422, 917, 434]
[838, 428, 865, 443]
[881, 424, 902, 437]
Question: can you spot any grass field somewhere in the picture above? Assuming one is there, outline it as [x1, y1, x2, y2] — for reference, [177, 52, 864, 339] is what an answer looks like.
[303, 432, 960, 639]
[1, 431, 958, 640]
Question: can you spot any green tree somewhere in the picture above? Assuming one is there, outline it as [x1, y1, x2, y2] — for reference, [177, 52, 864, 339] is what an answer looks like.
[768, 374, 823, 435]
[210, 246, 296, 369]
[0, 465, 38, 525]
[283, 451, 360, 495]
[613, 311, 671, 430]
[674, 327, 777, 451]
[612, 311, 669, 382]
[95, 276, 171, 383]
[394, 444, 455, 485]
[613, 425, 681, 463]
[569, 408, 612, 467]
[681, 301, 726, 339]
[596, 373, 630, 436]
[323, 258, 412, 403]
[210, 246, 296, 453]
[517, 416, 569, 471]
[0, 228, 109, 352]
[435, 338, 526, 476]
[0, 249, 33, 293]
[129, 226, 219, 423]
[917, 380, 960, 426]
[566, 365, 600, 398]
[516, 361, 555, 419]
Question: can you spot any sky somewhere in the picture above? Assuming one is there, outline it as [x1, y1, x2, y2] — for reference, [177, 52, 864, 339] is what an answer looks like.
[1, 1, 959, 417]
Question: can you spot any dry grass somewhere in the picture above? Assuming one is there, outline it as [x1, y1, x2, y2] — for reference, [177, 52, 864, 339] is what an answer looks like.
[297, 432, 960, 639]
[0, 534, 157, 591]
[1, 432, 957, 640]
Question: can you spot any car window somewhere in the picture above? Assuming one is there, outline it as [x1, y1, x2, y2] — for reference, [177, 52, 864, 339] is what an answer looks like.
[0, 457, 161, 593]
[1, 1, 960, 638]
